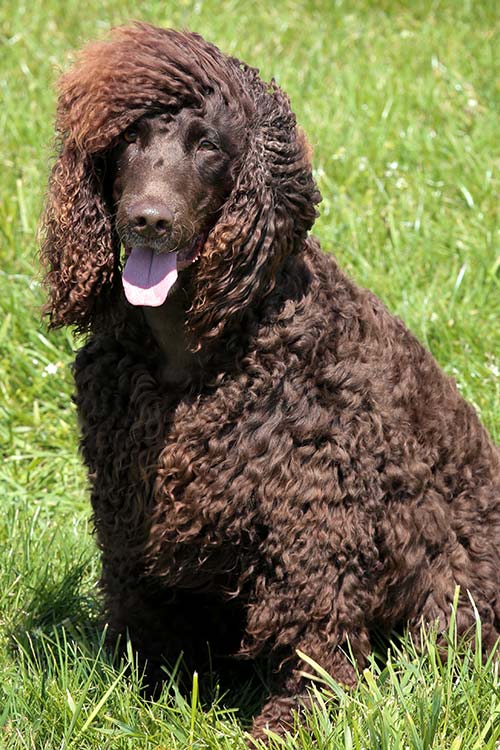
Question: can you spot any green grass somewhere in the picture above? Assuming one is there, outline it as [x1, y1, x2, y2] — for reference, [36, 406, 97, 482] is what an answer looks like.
[0, 1, 498, 747]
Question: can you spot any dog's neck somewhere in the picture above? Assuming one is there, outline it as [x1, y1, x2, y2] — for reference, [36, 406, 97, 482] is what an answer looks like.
[142, 285, 202, 388]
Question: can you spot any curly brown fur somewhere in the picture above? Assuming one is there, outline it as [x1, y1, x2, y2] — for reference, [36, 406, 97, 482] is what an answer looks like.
[41, 23, 500, 740]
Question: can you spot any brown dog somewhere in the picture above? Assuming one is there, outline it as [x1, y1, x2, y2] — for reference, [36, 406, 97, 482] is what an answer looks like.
[41, 24, 499, 738]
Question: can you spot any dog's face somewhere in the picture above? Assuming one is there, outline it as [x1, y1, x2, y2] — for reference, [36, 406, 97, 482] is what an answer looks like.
[111, 100, 242, 306]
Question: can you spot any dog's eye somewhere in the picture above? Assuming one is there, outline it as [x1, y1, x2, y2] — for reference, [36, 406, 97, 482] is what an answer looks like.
[198, 139, 219, 152]
[123, 126, 139, 143]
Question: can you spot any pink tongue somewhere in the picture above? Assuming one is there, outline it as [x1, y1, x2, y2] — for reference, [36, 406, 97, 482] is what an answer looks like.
[122, 247, 178, 307]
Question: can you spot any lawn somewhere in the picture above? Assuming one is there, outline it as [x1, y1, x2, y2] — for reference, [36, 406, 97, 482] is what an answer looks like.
[0, 0, 498, 747]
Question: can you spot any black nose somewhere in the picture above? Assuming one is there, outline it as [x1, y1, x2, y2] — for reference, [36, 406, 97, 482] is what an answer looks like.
[127, 200, 173, 239]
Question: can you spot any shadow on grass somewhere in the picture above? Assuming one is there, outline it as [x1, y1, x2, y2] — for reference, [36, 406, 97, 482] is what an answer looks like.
[8, 556, 101, 653]
[7, 558, 270, 729]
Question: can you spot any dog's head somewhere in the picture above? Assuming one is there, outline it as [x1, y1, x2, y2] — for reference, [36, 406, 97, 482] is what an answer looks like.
[112, 96, 243, 308]
[41, 24, 320, 345]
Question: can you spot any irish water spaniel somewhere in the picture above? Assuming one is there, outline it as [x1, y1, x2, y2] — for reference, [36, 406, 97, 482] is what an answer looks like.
[41, 23, 499, 740]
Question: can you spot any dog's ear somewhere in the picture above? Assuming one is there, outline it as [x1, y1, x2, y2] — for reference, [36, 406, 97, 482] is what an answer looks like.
[40, 144, 119, 332]
[188, 85, 320, 348]
[187, 135, 280, 347]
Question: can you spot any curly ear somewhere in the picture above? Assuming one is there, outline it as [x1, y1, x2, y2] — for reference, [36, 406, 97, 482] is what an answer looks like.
[40, 144, 119, 332]
[187, 141, 278, 346]
[188, 83, 320, 347]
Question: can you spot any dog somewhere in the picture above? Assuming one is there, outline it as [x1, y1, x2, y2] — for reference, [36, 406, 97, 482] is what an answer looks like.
[41, 24, 500, 738]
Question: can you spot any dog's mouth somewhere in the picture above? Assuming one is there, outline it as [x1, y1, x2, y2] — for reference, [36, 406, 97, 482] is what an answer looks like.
[122, 233, 206, 307]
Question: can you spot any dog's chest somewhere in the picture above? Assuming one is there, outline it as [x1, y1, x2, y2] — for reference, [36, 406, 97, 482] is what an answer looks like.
[75, 332, 381, 561]
[75, 339, 261, 529]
